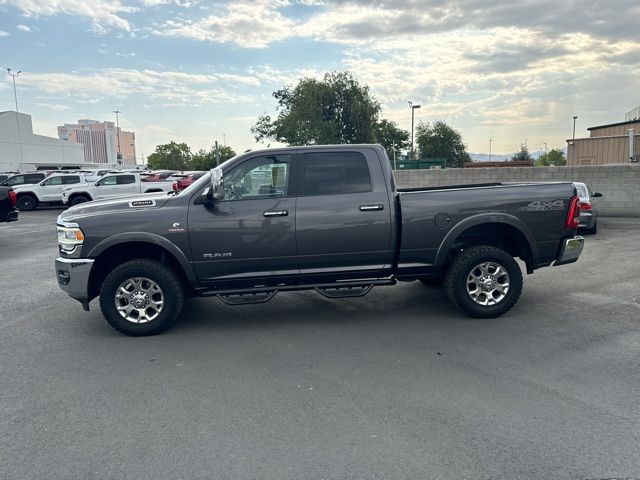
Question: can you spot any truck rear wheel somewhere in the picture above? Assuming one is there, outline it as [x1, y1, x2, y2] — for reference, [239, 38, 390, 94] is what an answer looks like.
[99, 259, 184, 336]
[444, 245, 522, 318]
[17, 194, 38, 211]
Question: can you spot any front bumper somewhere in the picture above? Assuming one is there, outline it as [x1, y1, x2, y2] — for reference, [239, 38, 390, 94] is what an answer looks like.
[55, 257, 94, 310]
[554, 236, 584, 266]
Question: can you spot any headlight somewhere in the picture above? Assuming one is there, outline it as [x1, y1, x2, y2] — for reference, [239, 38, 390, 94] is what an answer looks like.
[57, 226, 85, 252]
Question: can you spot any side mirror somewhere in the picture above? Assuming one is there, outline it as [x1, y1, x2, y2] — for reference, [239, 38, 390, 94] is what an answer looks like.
[199, 187, 214, 204]
[210, 168, 224, 200]
[592, 192, 603, 198]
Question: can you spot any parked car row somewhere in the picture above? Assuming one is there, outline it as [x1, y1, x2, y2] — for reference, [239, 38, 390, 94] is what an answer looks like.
[0, 169, 206, 211]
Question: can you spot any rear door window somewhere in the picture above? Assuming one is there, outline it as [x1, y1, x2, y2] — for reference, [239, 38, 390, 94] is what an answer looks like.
[116, 175, 136, 185]
[301, 152, 372, 196]
[26, 174, 45, 184]
[62, 175, 81, 185]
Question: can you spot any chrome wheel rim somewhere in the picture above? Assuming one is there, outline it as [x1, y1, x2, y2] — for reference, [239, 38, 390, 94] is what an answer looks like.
[115, 277, 164, 324]
[466, 262, 510, 306]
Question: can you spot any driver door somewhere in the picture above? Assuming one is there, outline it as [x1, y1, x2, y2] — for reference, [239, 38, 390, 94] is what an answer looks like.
[39, 176, 64, 201]
[94, 175, 119, 199]
[188, 154, 298, 285]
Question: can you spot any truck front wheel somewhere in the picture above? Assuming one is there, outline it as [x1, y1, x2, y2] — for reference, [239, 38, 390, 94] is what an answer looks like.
[99, 259, 184, 336]
[444, 246, 522, 318]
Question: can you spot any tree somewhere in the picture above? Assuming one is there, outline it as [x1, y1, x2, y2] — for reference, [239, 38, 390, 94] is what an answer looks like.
[535, 148, 566, 166]
[252, 71, 381, 146]
[511, 144, 533, 162]
[415, 121, 472, 168]
[191, 145, 237, 170]
[375, 119, 410, 163]
[147, 141, 192, 170]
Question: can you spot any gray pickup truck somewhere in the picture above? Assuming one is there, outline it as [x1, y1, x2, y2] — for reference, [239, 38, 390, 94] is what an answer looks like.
[55, 144, 584, 336]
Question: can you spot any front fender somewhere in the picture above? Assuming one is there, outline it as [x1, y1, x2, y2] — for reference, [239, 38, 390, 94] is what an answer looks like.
[433, 213, 539, 268]
[88, 232, 199, 288]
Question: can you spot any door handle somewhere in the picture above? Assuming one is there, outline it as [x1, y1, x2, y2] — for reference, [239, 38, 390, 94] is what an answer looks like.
[359, 204, 384, 211]
[263, 210, 288, 217]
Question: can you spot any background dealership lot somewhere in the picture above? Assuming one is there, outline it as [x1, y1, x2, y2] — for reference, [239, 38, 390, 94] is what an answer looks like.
[1, 208, 639, 479]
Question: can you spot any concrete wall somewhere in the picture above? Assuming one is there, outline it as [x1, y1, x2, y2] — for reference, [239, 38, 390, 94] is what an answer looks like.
[394, 164, 640, 217]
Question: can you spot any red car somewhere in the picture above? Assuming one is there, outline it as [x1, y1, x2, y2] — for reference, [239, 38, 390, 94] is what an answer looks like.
[142, 170, 176, 182]
[171, 171, 206, 191]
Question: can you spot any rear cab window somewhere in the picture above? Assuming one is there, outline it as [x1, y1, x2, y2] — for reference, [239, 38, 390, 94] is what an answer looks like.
[301, 151, 372, 195]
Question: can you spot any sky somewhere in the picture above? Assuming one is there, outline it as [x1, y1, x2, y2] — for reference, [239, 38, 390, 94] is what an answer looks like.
[1, 0, 639, 162]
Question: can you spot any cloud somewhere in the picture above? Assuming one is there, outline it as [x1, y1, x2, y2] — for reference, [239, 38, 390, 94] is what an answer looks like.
[152, 0, 295, 48]
[34, 102, 70, 111]
[0, 30, 9, 37]
[17, 67, 268, 108]
[1, 0, 136, 33]
[16, 24, 32, 32]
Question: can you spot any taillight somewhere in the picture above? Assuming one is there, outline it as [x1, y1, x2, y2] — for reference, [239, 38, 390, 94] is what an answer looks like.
[579, 201, 592, 211]
[566, 195, 581, 229]
[8, 189, 17, 208]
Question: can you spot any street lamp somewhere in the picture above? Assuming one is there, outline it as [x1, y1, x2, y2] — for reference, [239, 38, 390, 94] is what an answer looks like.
[572, 115, 578, 140]
[113, 110, 122, 165]
[489, 139, 492, 162]
[7, 68, 23, 170]
[7, 68, 22, 112]
[408, 101, 421, 161]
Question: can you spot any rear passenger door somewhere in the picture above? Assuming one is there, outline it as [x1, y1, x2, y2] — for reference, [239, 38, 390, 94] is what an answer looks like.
[295, 149, 393, 279]
[116, 175, 139, 195]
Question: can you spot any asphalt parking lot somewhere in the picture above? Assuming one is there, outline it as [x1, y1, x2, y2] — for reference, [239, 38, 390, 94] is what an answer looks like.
[1, 209, 639, 479]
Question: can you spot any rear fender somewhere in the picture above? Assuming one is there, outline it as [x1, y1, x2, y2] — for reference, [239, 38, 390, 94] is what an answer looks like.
[434, 213, 539, 268]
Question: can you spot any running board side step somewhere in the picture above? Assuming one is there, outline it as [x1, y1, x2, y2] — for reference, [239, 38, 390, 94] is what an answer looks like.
[199, 278, 396, 305]
[218, 291, 277, 305]
[315, 285, 373, 298]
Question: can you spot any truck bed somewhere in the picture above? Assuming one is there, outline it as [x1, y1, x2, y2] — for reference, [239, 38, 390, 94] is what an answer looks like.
[396, 181, 577, 274]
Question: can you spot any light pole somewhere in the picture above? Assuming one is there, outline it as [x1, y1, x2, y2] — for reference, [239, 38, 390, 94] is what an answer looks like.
[408, 101, 421, 161]
[572, 115, 578, 140]
[543, 142, 547, 154]
[489, 139, 492, 162]
[7, 68, 23, 170]
[113, 110, 122, 165]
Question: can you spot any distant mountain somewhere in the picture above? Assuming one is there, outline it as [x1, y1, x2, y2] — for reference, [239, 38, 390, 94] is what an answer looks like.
[469, 153, 512, 162]
[470, 151, 544, 162]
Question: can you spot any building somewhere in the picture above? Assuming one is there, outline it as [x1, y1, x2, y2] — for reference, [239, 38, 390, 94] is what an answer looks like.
[0, 111, 85, 172]
[58, 119, 136, 166]
[567, 117, 640, 166]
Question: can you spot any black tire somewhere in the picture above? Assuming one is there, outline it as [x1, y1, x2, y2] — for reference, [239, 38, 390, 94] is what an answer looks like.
[70, 195, 90, 206]
[99, 259, 184, 336]
[17, 194, 38, 211]
[418, 276, 444, 286]
[444, 245, 523, 319]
